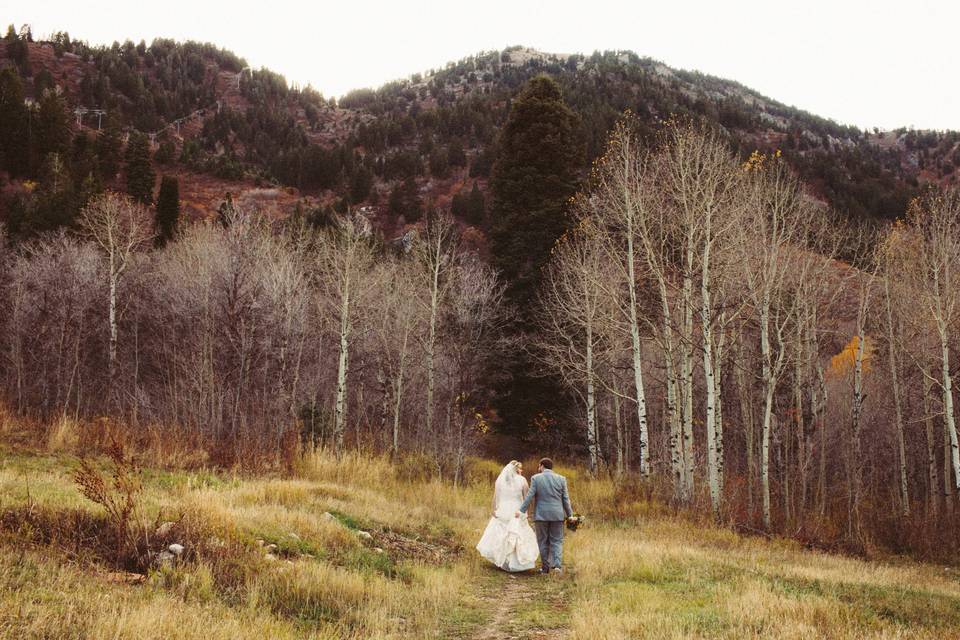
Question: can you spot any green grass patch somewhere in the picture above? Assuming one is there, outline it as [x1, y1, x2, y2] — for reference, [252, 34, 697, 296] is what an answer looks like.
[326, 510, 362, 531]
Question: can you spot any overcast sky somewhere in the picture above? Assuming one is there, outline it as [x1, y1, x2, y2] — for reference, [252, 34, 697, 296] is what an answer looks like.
[6, 0, 958, 131]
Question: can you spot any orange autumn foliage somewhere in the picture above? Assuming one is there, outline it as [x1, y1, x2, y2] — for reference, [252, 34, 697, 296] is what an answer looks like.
[829, 334, 873, 377]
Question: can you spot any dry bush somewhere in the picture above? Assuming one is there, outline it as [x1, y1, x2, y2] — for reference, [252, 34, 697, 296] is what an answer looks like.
[72, 440, 151, 569]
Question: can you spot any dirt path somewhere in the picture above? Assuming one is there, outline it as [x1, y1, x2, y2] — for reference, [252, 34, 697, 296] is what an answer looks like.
[470, 569, 570, 640]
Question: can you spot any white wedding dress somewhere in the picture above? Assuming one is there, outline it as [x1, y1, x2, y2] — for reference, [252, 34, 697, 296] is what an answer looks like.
[476, 462, 539, 572]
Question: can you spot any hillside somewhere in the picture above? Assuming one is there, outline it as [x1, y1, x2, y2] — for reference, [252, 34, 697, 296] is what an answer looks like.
[2, 428, 959, 639]
[3, 30, 960, 236]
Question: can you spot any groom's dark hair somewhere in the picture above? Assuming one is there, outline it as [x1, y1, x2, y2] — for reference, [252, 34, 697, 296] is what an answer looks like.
[539, 457, 553, 469]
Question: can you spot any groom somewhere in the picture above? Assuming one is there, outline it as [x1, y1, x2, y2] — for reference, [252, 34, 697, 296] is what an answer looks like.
[516, 457, 573, 574]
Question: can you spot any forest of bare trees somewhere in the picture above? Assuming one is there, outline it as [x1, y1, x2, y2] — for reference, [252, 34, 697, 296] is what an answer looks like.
[0, 195, 506, 482]
[4, 115, 960, 553]
[535, 117, 960, 553]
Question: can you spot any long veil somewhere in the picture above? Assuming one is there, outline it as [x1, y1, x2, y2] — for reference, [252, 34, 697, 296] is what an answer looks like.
[493, 461, 521, 516]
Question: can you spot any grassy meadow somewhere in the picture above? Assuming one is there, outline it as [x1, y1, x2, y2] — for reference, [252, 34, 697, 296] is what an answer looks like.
[1, 422, 959, 639]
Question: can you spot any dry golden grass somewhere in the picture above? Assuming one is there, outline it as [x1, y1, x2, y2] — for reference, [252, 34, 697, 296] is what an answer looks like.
[2, 443, 960, 639]
[44, 414, 81, 452]
[0, 404, 16, 437]
[563, 483, 960, 640]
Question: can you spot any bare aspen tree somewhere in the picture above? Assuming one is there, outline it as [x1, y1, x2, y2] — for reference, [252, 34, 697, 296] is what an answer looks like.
[794, 212, 843, 519]
[78, 192, 153, 394]
[850, 268, 871, 539]
[446, 255, 507, 484]
[947, 419, 956, 517]
[413, 212, 458, 455]
[537, 215, 610, 474]
[261, 233, 312, 445]
[591, 120, 651, 476]
[370, 257, 422, 456]
[922, 367, 939, 517]
[739, 152, 812, 531]
[5, 235, 101, 417]
[905, 189, 960, 490]
[316, 212, 375, 455]
[613, 121, 685, 494]
[877, 230, 911, 517]
[658, 124, 742, 517]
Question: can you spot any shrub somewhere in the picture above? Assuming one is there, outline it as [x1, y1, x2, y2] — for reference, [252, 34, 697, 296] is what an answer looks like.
[73, 440, 150, 569]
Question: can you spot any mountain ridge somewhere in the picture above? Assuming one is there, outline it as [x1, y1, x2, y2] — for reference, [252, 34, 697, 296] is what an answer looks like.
[2, 29, 959, 235]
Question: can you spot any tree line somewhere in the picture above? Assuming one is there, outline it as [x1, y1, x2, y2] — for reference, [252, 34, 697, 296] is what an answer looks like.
[533, 114, 960, 554]
[0, 194, 505, 481]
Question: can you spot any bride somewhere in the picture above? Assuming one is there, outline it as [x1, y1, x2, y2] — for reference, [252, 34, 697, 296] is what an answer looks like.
[476, 460, 539, 572]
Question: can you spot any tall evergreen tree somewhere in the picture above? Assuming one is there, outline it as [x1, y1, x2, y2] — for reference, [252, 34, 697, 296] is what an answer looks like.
[466, 181, 485, 225]
[34, 152, 78, 231]
[96, 116, 123, 181]
[0, 67, 29, 176]
[487, 75, 580, 442]
[35, 89, 71, 159]
[154, 175, 180, 246]
[124, 131, 155, 204]
[5, 25, 30, 76]
[489, 75, 580, 307]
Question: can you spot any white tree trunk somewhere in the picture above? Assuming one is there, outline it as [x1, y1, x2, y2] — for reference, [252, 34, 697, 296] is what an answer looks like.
[614, 389, 624, 476]
[883, 277, 909, 516]
[939, 331, 960, 489]
[662, 293, 683, 498]
[108, 266, 118, 388]
[701, 260, 721, 517]
[714, 324, 726, 493]
[946, 413, 955, 517]
[426, 263, 440, 450]
[759, 303, 774, 531]
[625, 213, 649, 476]
[334, 279, 351, 454]
[816, 362, 828, 518]
[735, 351, 755, 516]
[850, 321, 866, 538]
[392, 345, 407, 457]
[585, 318, 599, 474]
[681, 271, 695, 500]
[922, 369, 938, 517]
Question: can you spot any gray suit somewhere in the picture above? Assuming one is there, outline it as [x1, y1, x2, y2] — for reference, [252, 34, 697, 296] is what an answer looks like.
[518, 469, 573, 571]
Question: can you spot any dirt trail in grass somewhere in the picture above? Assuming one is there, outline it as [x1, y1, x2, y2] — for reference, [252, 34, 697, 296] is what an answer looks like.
[471, 569, 570, 640]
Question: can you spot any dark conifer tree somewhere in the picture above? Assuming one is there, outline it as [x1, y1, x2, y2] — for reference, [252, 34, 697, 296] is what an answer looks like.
[35, 90, 72, 160]
[5, 26, 30, 76]
[487, 75, 580, 442]
[451, 192, 467, 218]
[0, 67, 30, 176]
[155, 175, 180, 246]
[489, 75, 579, 306]
[124, 131, 156, 204]
[350, 165, 374, 202]
[96, 116, 123, 181]
[466, 181, 485, 225]
[388, 176, 422, 223]
[447, 138, 467, 168]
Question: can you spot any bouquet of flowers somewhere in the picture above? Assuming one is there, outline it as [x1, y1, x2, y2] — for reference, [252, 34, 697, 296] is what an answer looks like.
[566, 513, 585, 531]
